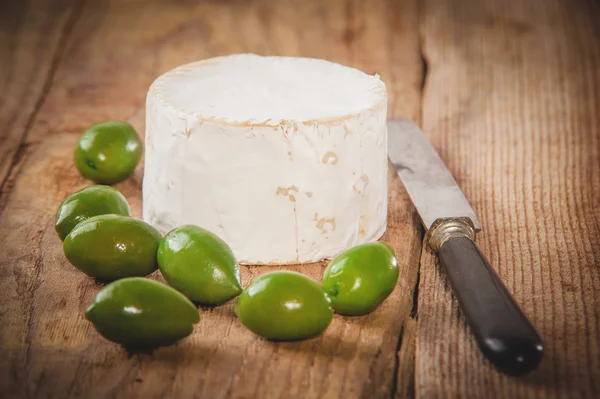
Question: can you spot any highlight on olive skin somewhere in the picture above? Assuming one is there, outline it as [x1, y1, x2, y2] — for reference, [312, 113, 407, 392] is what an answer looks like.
[157, 225, 242, 305]
[63, 214, 162, 281]
[55, 185, 130, 240]
[85, 278, 199, 348]
[235, 271, 333, 341]
[75, 120, 142, 185]
[322, 242, 399, 316]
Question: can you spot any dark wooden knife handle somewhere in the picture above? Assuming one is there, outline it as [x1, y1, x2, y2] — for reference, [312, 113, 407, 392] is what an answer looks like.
[438, 236, 544, 376]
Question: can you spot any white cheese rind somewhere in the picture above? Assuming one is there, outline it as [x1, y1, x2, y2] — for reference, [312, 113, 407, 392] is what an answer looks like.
[143, 54, 388, 264]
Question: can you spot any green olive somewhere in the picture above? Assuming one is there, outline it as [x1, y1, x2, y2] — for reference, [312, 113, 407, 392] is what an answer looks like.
[157, 225, 241, 305]
[322, 242, 398, 316]
[75, 120, 142, 184]
[235, 271, 333, 341]
[64, 214, 161, 281]
[55, 185, 130, 240]
[86, 277, 199, 347]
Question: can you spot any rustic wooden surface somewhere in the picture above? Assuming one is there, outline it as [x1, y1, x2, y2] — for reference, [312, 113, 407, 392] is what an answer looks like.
[0, 0, 423, 398]
[416, 0, 600, 397]
[0, 0, 598, 398]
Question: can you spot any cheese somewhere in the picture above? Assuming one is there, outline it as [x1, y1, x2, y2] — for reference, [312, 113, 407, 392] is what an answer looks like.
[143, 54, 388, 264]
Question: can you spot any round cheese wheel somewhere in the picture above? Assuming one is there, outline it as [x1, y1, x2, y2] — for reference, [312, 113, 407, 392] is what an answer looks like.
[144, 54, 388, 264]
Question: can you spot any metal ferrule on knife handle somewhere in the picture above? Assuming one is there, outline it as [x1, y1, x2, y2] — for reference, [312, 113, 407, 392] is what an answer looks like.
[427, 218, 476, 252]
[387, 120, 544, 376]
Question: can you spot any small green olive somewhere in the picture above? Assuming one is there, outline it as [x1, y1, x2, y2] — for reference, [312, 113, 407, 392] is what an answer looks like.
[322, 242, 399, 316]
[157, 225, 241, 305]
[75, 120, 142, 184]
[64, 214, 161, 281]
[86, 277, 199, 347]
[55, 185, 130, 240]
[235, 271, 333, 341]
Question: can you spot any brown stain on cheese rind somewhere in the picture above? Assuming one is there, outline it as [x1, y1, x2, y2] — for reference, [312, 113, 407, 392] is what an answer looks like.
[322, 151, 339, 165]
[276, 185, 299, 202]
[353, 174, 370, 194]
[305, 192, 313, 198]
[358, 214, 368, 237]
[314, 213, 336, 234]
[344, 123, 351, 138]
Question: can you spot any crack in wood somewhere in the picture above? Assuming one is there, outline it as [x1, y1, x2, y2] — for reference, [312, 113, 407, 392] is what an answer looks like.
[389, 0, 428, 396]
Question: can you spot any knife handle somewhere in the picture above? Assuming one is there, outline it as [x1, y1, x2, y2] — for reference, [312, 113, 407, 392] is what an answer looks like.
[438, 236, 544, 376]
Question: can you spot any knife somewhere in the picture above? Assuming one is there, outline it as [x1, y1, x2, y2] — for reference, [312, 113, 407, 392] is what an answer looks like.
[387, 120, 544, 376]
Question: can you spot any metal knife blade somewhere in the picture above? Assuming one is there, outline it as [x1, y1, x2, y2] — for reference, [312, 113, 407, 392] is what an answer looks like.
[387, 119, 481, 232]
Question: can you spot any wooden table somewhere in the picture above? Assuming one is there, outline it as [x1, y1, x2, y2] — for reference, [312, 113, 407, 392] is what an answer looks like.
[1, 0, 599, 397]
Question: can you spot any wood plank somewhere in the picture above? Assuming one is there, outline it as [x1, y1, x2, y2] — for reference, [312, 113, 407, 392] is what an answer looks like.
[0, 0, 424, 398]
[416, 0, 600, 397]
[0, 0, 79, 190]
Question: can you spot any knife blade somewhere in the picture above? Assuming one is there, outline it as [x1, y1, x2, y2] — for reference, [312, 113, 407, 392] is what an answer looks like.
[388, 120, 481, 232]
[387, 119, 544, 376]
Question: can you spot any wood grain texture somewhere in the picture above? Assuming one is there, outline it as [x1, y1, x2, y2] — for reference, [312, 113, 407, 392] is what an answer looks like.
[0, 0, 423, 398]
[0, 0, 79, 189]
[416, 0, 600, 397]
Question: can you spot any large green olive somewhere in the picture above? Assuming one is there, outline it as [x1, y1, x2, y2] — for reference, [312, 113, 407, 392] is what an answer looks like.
[157, 225, 241, 305]
[64, 214, 161, 281]
[322, 242, 399, 316]
[235, 271, 333, 341]
[86, 277, 199, 347]
[75, 120, 142, 184]
[55, 185, 130, 240]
